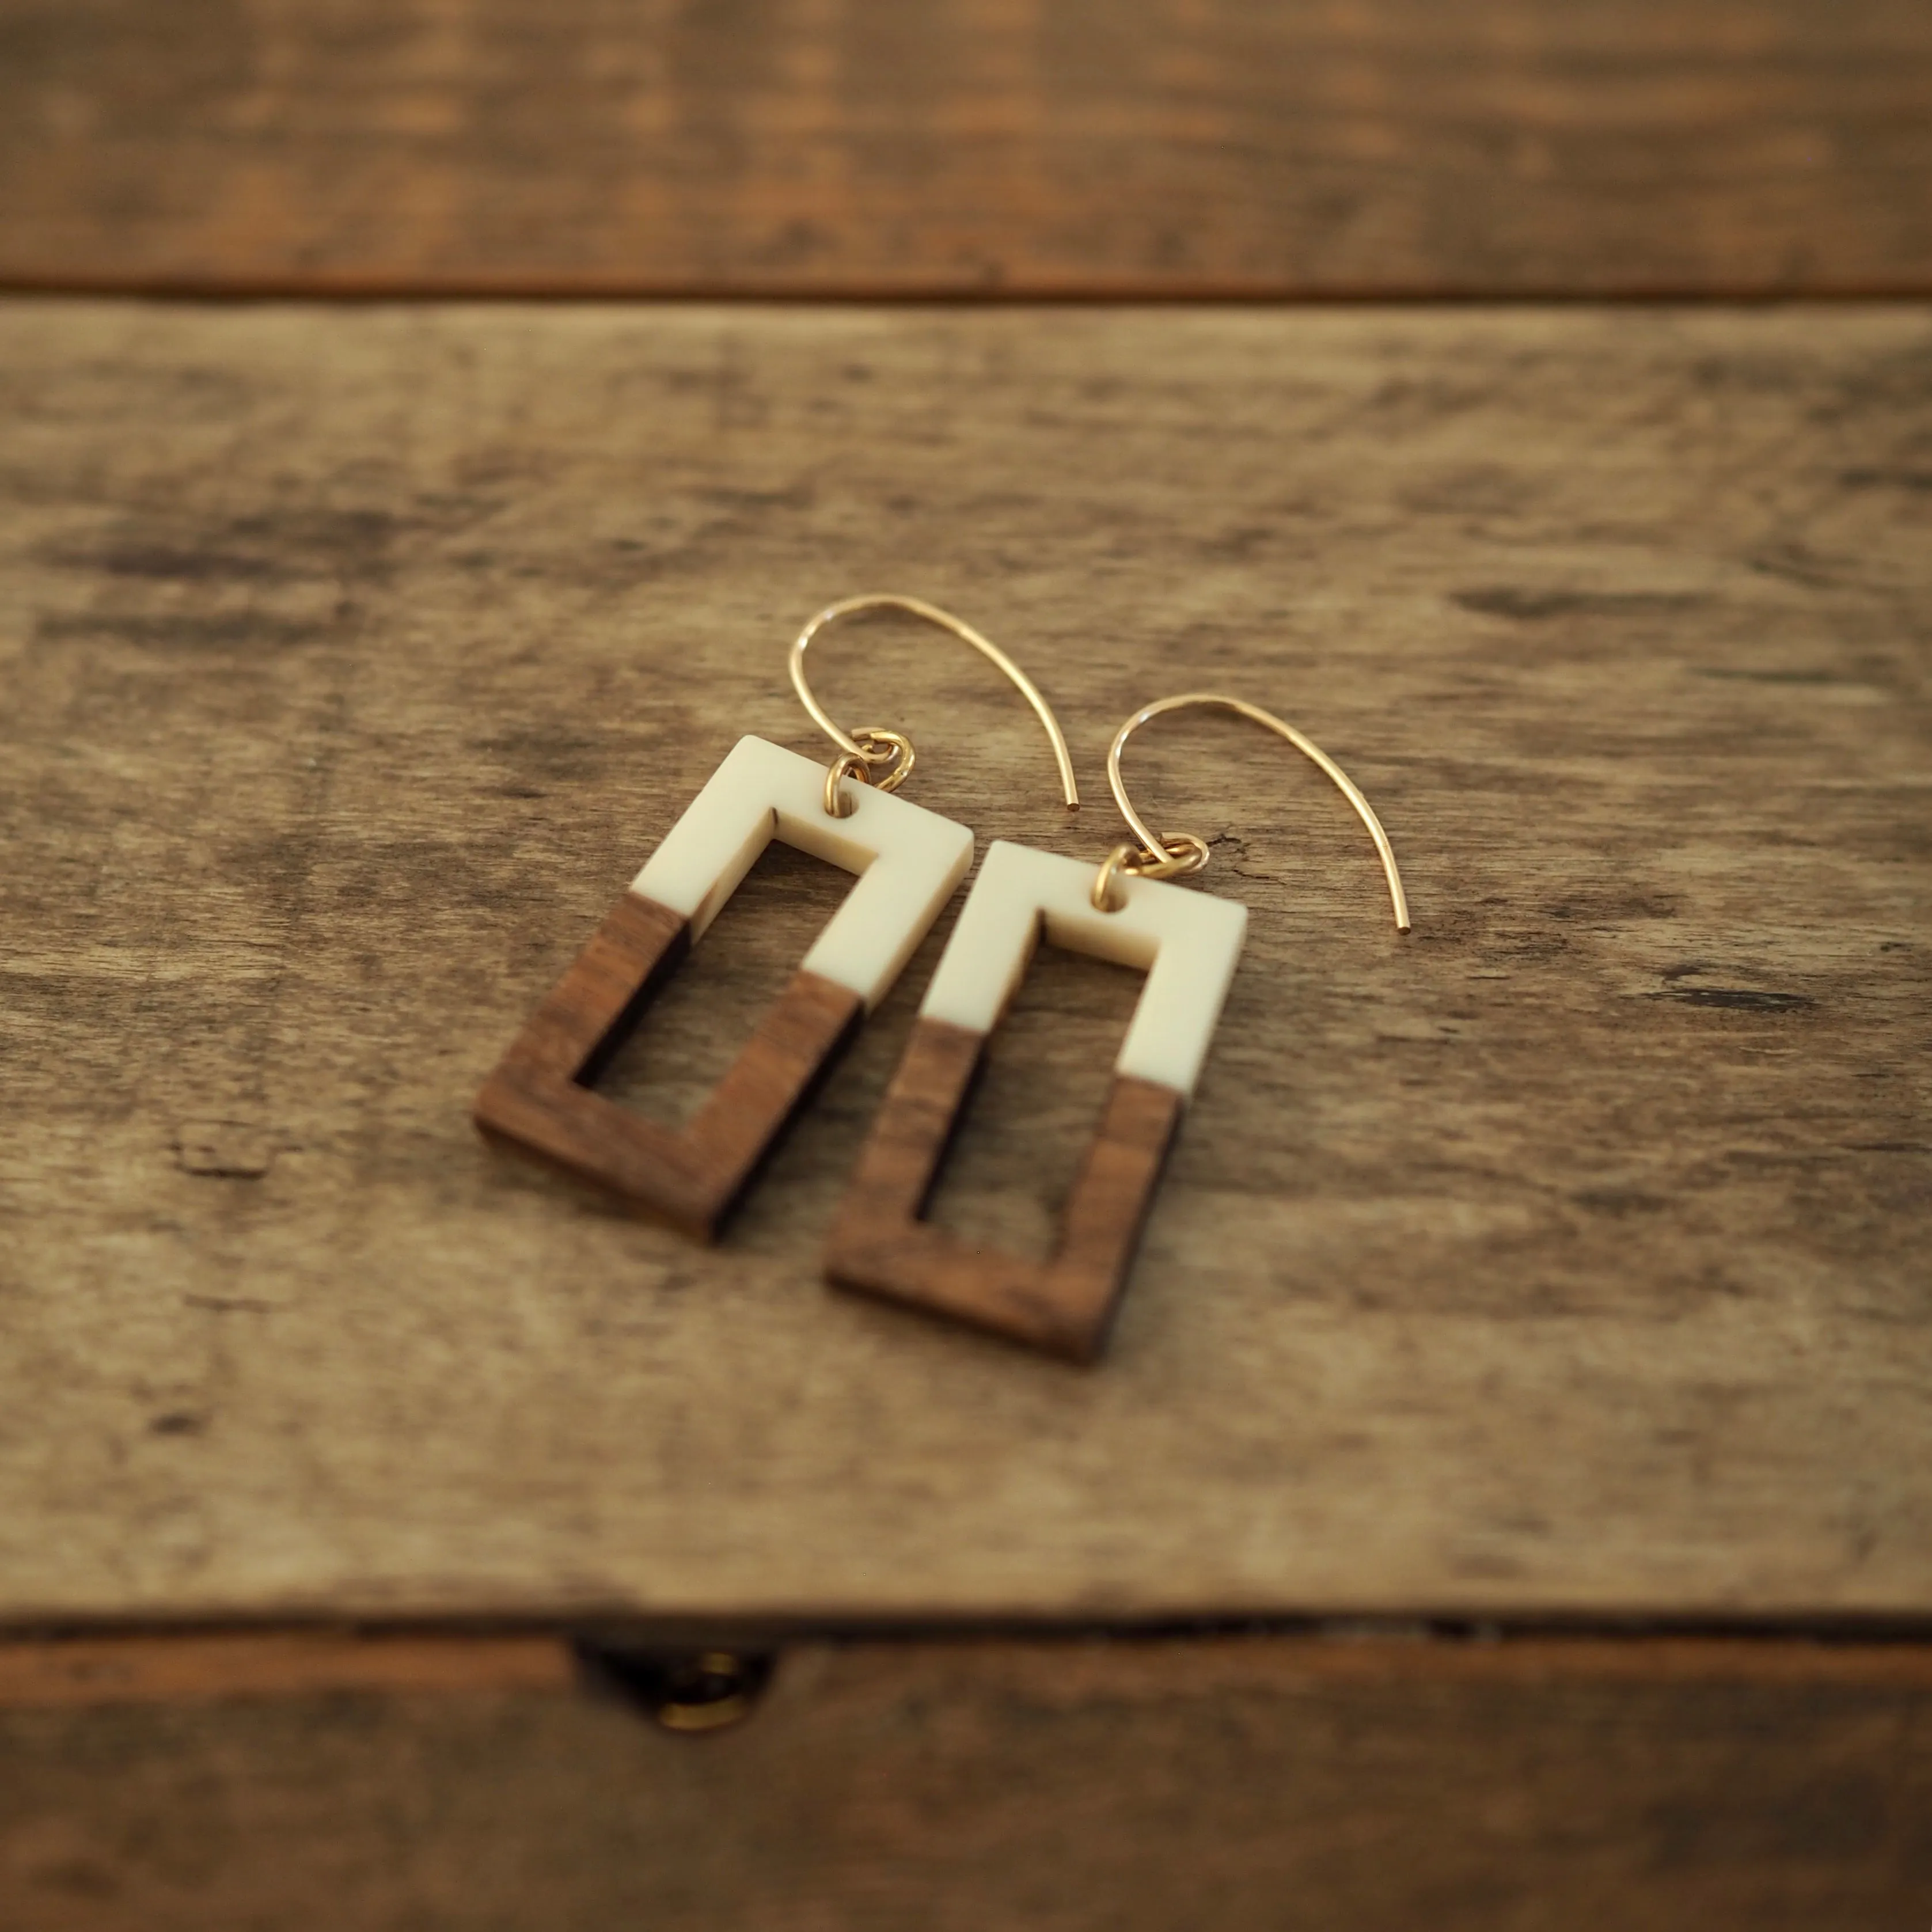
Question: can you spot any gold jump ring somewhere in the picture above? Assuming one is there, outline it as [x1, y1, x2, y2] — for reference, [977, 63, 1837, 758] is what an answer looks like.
[1090, 832, 1210, 911]
[823, 751, 871, 819]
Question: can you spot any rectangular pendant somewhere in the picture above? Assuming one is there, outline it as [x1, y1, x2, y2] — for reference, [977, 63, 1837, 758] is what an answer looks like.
[826, 840, 1247, 1361]
[476, 737, 972, 1240]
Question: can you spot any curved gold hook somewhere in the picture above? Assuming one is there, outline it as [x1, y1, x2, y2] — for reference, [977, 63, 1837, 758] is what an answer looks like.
[1107, 693, 1411, 932]
[789, 594, 1080, 810]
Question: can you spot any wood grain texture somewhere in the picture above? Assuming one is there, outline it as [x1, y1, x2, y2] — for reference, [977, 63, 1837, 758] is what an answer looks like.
[1, 1632, 1929, 1929]
[488, 887, 690, 1085]
[476, 888, 863, 1238]
[0, 1632, 572, 1709]
[828, 1018, 1183, 1361]
[3, 0, 1932, 297]
[1, 300, 1929, 1625]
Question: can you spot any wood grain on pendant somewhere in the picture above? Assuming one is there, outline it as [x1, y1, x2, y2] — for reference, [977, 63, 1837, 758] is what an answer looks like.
[826, 1016, 1184, 1364]
[475, 889, 862, 1240]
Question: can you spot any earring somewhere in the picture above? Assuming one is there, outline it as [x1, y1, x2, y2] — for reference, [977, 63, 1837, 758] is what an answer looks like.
[474, 595, 1079, 1241]
[825, 692, 1409, 1362]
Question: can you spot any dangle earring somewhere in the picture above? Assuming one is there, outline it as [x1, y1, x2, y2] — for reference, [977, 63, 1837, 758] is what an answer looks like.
[475, 595, 1079, 1241]
[826, 692, 1409, 1362]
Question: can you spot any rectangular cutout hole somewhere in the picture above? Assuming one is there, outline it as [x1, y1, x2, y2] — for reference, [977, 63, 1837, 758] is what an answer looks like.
[924, 940, 1146, 1265]
[593, 841, 856, 1128]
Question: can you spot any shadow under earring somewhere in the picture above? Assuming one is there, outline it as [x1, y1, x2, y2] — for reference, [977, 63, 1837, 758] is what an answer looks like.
[474, 594, 1078, 1241]
[826, 692, 1410, 1361]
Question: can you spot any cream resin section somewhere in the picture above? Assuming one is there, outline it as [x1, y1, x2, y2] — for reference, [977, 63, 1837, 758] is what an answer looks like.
[631, 736, 974, 1012]
[918, 840, 1248, 1098]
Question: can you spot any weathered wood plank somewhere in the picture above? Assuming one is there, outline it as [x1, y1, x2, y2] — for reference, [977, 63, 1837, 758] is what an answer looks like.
[3, 0, 1931, 297]
[0, 299, 1928, 1624]
[1, 1631, 1929, 1929]
[0, 1632, 572, 1707]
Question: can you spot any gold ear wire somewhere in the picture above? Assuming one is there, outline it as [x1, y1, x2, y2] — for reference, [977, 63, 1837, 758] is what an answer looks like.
[1103, 692, 1410, 932]
[789, 594, 1080, 810]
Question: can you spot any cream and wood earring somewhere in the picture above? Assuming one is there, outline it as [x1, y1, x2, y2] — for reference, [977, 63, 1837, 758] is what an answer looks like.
[474, 596, 1077, 1241]
[826, 692, 1409, 1362]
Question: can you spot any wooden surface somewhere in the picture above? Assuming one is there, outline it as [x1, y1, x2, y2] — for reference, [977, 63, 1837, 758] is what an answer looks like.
[3, 0, 1932, 298]
[0, 1630, 1927, 1929]
[2, 298, 1930, 1627]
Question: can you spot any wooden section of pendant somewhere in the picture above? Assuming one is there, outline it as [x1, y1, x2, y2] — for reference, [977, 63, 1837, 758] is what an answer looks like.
[825, 1016, 1185, 1364]
[475, 889, 862, 1240]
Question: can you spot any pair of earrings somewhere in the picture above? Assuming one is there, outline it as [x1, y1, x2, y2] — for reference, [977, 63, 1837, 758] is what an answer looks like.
[475, 595, 1409, 1364]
